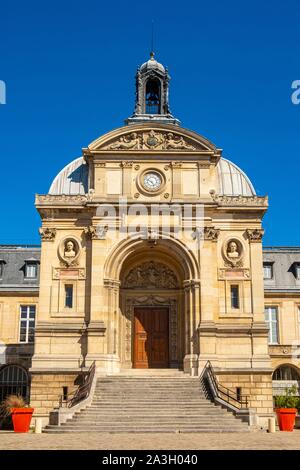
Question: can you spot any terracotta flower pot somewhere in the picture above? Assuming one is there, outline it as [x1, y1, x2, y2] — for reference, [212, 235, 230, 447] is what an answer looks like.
[275, 408, 297, 432]
[11, 408, 34, 433]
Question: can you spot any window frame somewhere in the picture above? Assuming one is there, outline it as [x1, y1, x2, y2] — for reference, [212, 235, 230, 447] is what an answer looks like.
[64, 284, 74, 309]
[265, 305, 279, 344]
[0, 261, 4, 278]
[263, 262, 274, 280]
[19, 305, 36, 343]
[24, 262, 38, 279]
[230, 285, 240, 309]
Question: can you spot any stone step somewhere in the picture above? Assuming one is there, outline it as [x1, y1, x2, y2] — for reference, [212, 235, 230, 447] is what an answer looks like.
[78, 410, 227, 415]
[44, 426, 248, 433]
[89, 400, 214, 404]
[67, 416, 239, 426]
[44, 374, 249, 434]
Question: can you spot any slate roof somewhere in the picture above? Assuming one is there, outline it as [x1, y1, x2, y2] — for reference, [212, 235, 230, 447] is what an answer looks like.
[0, 245, 40, 292]
[263, 247, 300, 294]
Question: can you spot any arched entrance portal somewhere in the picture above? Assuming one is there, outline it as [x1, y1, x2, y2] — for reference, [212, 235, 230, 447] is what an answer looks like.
[104, 236, 200, 372]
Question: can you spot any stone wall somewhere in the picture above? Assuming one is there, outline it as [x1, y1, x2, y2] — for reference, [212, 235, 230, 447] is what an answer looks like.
[217, 372, 274, 415]
[30, 373, 79, 417]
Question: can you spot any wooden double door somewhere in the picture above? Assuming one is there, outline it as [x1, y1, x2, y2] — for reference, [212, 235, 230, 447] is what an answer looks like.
[133, 307, 169, 368]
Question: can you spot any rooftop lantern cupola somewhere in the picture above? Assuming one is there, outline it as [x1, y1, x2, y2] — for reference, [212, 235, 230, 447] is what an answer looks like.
[126, 52, 180, 126]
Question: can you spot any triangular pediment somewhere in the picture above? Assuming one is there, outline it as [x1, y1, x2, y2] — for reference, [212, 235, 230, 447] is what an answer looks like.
[87, 124, 220, 154]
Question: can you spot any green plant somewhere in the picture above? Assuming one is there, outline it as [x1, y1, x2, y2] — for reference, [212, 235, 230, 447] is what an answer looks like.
[0, 395, 27, 417]
[274, 385, 299, 409]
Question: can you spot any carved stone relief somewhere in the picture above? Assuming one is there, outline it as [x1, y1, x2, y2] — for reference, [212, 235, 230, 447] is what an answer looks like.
[102, 130, 199, 151]
[58, 237, 81, 267]
[246, 229, 264, 242]
[211, 193, 268, 207]
[84, 225, 108, 240]
[39, 227, 56, 242]
[222, 238, 245, 268]
[192, 226, 220, 242]
[124, 261, 178, 289]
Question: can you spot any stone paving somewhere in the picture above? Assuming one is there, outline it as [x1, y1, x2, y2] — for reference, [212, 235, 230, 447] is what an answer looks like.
[0, 430, 300, 450]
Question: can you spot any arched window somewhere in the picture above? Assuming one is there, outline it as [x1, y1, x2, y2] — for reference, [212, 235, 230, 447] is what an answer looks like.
[0, 365, 29, 403]
[145, 79, 161, 114]
[272, 365, 300, 381]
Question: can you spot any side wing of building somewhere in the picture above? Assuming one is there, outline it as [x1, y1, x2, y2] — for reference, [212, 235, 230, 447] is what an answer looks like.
[263, 247, 300, 392]
[0, 245, 40, 402]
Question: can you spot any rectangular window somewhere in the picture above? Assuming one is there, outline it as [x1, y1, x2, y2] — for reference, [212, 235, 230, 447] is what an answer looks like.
[0, 262, 4, 278]
[19, 305, 36, 343]
[65, 285, 73, 309]
[264, 306, 279, 344]
[296, 264, 300, 280]
[25, 263, 37, 278]
[263, 263, 273, 280]
[230, 285, 240, 309]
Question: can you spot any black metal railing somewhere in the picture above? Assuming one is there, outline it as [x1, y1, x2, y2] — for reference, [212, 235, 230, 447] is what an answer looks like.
[200, 361, 249, 410]
[59, 361, 96, 408]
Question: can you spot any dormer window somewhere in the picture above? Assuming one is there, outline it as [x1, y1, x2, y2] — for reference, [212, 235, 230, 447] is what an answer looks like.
[145, 78, 161, 114]
[24, 260, 38, 279]
[263, 262, 274, 280]
[0, 260, 6, 278]
[290, 262, 300, 280]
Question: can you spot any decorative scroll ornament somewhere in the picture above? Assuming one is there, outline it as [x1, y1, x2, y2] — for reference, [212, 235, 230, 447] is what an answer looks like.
[191, 226, 220, 242]
[84, 225, 108, 240]
[124, 261, 178, 289]
[222, 238, 245, 268]
[211, 193, 268, 207]
[102, 131, 198, 151]
[39, 227, 56, 241]
[246, 229, 264, 242]
[35, 195, 88, 205]
[58, 237, 81, 267]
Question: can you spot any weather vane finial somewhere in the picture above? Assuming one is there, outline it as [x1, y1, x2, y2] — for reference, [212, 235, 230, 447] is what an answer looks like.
[150, 20, 155, 59]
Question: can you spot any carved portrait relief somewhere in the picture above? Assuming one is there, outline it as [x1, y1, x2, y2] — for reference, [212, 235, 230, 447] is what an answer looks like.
[58, 237, 81, 267]
[222, 238, 244, 268]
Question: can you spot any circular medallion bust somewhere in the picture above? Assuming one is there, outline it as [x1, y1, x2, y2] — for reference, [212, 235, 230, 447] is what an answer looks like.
[142, 171, 162, 192]
[58, 236, 81, 266]
[222, 238, 245, 267]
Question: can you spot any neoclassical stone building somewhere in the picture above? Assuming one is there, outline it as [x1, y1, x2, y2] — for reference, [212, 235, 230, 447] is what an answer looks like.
[1, 53, 300, 427]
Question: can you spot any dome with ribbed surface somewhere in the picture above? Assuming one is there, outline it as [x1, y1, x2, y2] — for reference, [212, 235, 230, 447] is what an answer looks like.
[49, 157, 88, 195]
[217, 158, 256, 196]
[140, 52, 165, 74]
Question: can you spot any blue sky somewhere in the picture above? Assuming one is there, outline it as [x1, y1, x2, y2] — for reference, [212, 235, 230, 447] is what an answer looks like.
[0, 0, 299, 245]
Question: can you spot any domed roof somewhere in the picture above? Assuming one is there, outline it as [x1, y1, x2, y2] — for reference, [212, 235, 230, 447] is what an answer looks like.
[49, 157, 88, 195]
[217, 158, 256, 196]
[140, 52, 165, 74]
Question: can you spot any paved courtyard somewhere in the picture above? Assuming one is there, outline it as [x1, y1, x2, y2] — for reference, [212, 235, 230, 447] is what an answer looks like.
[0, 430, 300, 450]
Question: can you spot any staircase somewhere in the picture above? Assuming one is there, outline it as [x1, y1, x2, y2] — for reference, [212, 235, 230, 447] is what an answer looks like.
[44, 371, 249, 433]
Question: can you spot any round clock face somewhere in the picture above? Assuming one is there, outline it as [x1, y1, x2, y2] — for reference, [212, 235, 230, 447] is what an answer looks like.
[143, 172, 162, 192]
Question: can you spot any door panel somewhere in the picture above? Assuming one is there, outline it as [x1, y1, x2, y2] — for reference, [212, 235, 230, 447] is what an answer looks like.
[134, 307, 169, 368]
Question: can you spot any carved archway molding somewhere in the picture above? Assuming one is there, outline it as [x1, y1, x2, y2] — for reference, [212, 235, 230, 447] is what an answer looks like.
[103, 235, 199, 281]
[125, 295, 178, 367]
